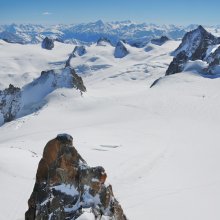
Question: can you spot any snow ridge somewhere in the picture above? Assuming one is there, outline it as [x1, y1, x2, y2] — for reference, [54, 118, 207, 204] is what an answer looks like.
[0, 68, 86, 125]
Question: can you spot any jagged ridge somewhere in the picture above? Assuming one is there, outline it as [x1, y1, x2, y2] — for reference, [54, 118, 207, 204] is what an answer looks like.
[166, 25, 220, 75]
[0, 68, 86, 125]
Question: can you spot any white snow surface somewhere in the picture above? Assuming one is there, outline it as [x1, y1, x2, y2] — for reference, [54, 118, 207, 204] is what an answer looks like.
[0, 40, 220, 220]
[52, 184, 79, 197]
[183, 60, 208, 73]
[0, 40, 74, 89]
[205, 44, 220, 59]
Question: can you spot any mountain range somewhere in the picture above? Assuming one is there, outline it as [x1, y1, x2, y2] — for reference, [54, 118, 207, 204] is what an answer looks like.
[1, 20, 220, 45]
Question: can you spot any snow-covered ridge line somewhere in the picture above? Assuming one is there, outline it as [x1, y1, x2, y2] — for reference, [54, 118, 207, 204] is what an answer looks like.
[166, 25, 220, 76]
[1, 21, 220, 45]
[0, 68, 86, 126]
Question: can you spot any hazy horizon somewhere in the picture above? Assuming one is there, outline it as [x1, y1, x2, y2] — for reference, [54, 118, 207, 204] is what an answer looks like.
[1, 0, 220, 26]
[0, 20, 219, 27]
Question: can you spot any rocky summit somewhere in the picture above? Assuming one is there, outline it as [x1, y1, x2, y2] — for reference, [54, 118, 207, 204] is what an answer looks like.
[114, 41, 129, 58]
[42, 37, 54, 50]
[166, 25, 220, 75]
[25, 134, 127, 220]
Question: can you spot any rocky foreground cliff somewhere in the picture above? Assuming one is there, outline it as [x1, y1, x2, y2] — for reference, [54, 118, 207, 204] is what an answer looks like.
[25, 134, 127, 220]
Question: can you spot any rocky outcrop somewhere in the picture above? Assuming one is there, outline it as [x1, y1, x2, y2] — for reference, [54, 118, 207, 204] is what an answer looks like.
[73, 46, 87, 56]
[151, 36, 169, 46]
[173, 25, 219, 59]
[65, 46, 87, 67]
[166, 25, 220, 75]
[42, 37, 54, 50]
[25, 134, 127, 220]
[71, 68, 87, 93]
[166, 51, 188, 75]
[114, 41, 129, 58]
[204, 46, 220, 74]
[0, 84, 21, 123]
[0, 68, 86, 125]
[97, 37, 112, 46]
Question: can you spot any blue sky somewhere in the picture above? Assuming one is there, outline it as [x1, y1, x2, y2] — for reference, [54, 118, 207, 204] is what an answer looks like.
[1, 0, 220, 25]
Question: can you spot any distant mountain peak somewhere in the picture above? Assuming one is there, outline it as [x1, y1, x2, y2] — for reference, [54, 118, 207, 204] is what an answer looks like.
[197, 25, 206, 31]
[0, 67, 86, 125]
[114, 41, 129, 58]
[166, 25, 220, 75]
[1, 22, 220, 46]
[95, 19, 104, 24]
[173, 25, 219, 59]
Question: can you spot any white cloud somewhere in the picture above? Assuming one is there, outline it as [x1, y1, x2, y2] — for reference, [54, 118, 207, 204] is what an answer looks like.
[42, 12, 52, 15]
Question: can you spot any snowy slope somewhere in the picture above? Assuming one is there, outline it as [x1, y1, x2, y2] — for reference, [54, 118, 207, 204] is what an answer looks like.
[0, 40, 220, 220]
[0, 40, 75, 89]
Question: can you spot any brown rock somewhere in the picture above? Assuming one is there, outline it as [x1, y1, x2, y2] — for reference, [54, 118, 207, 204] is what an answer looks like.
[25, 134, 127, 220]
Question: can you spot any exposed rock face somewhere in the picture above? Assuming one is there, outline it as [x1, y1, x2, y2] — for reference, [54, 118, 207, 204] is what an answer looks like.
[166, 25, 220, 75]
[25, 134, 127, 220]
[204, 46, 220, 74]
[73, 46, 87, 56]
[71, 68, 87, 93]
[97, 37, 112, 46]
[166, 51, 188, 75]
[42, 37, 54, 50]
[114, 41, 129, 58]
[65, 46, 87, 67]
[0, 84, 21, 123]
[0, 68, 86, 125]
[173, 25, 219, 59]
[151, 36, 169, 46]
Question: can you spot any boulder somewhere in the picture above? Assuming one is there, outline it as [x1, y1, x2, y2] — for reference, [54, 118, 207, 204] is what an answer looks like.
[173, 25, 219, 60]
[25, 134, 127, 220]
[73, 46, 87, 56]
